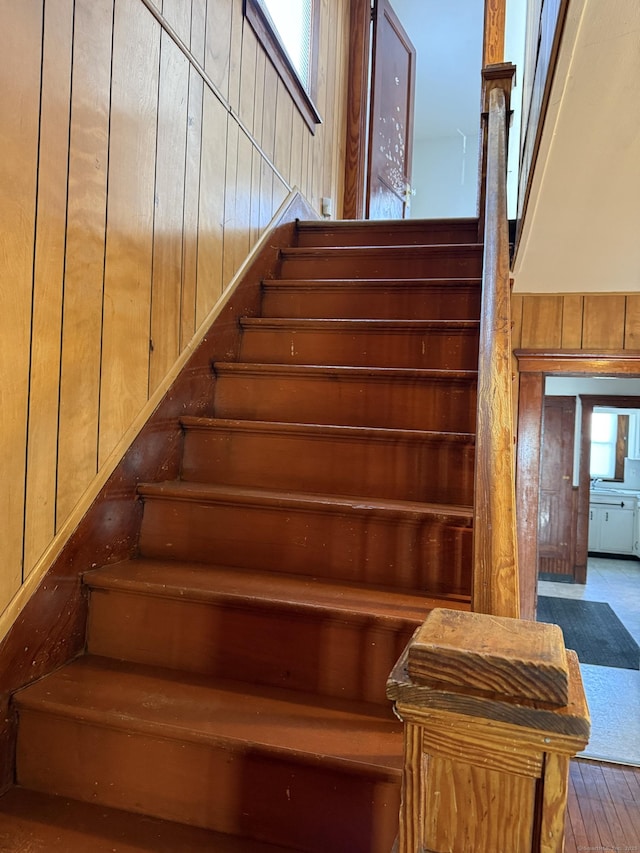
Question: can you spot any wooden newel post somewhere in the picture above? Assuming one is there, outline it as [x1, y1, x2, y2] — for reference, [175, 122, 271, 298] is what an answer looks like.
[387, 608, 590, 853]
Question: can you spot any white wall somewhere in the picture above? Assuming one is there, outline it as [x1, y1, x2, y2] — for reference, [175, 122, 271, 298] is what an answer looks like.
[410, 133, 480, 219]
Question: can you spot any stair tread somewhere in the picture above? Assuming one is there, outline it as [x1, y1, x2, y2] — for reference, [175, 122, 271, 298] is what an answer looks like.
[180, 416, 476, 444]
[137, 481, 474, 518]
[15, 656, 403, 774]
[0, 787, 293, 852]
[85, 559, 470, 620]
[213, 362, 477, 381]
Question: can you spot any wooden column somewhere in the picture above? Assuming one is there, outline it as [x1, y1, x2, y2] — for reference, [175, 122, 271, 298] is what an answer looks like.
[388, 608, 590, 853]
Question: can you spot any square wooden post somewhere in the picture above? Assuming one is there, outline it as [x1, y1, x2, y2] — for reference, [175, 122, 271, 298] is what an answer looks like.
[387, 609, 590, 853]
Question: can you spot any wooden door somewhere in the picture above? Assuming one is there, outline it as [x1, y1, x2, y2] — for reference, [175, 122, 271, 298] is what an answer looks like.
[538, 396, 577, 580]
[366, 0, 416, 219]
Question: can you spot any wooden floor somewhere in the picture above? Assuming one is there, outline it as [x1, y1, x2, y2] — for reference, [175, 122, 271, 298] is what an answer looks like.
[566, 759, 640, 852]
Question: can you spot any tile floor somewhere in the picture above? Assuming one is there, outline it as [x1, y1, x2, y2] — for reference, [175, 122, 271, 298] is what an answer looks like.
[538, 556, 640, 766]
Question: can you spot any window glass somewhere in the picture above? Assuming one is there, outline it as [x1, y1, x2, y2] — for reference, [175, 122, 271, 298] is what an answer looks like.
[590, 412, 617, 478]
[261, 0, 313, 92]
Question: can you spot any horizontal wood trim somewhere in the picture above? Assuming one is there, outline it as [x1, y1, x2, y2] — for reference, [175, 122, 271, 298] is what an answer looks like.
[515, 350, 640, 374]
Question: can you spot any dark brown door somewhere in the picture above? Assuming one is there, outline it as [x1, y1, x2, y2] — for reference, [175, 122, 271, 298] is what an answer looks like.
[366, 0, 416, 219]
[538, 396, 577, 580]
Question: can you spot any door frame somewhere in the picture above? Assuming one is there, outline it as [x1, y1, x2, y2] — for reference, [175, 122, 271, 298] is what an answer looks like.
[514, 350, 640, 619]
[343, 0, 371, 219]
[343, 0, 508, 219]
[343, 0, 416, 219]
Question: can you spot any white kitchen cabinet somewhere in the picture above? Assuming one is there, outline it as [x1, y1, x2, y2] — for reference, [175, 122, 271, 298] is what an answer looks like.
[588, 494, 637, 555]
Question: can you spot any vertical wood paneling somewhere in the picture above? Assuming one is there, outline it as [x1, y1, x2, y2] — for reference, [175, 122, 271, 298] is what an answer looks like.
[511, 293, 524, 350]
[227, 0, 243, 113]
[520, 294, 563, 348]
[99, 0, 160, 464]
[250, 149, 263, 246]
[24, 0, 74, 575]
[222, 120, 240, 287]
[261, 61, 277, 161]
[289, 112, 304, 192]
[149, 34, 189, 393]
[234, 131, 254, 269]
[205, 0, 232, 99]
[190, 0, 206, 65]
[162, 0, 191, 45]
[624, 296, 640, 349]
[57, 0, 113, 523]
[260, 61, 278, 232]
[196, 88, 226, 326]
[582, 295, 626, 350]
[0, 0, 42, 605]
[180, 69, 203, 349]
[238, 22, 257, 130]
[0, 0, 352, 624]
[561, 295, 584, 348]
[274, 80, 293, 185]
[253, 41, 266, 143]
[301, 122, 312, 200]
[513, 293, 640, 354]
[251, 46, 266, 242]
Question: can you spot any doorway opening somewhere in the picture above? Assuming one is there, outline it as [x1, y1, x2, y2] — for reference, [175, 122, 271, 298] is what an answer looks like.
[517, 359, 640, 766]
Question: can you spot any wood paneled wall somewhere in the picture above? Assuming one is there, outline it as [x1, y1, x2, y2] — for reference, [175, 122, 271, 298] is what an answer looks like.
[0, 0, 349, 620]
[512, 293, 640, 350]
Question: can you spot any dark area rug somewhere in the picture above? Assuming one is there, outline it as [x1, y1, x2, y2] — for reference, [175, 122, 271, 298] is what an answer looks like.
[536, 596, 640, 670]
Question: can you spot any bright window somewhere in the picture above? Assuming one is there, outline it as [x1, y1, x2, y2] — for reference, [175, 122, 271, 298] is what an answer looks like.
[261, 0, 313, 91]
[590, 412, 617, 479]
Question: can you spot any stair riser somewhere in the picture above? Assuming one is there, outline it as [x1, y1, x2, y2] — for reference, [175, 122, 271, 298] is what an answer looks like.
[295, 221, 479, 247]
[16, 710, 401, 853]
[182, 427, 475, 505]
[213, 372, 477, 433]
[87, 589, 419, 704]
[278, 250, 482, 279]
[261, 285, 481, 320]
[138, 498, 473, 595]
[239, 327, 479, 370]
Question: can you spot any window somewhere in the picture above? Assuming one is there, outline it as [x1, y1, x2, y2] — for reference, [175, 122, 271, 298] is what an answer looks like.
[245, 0, 321, 132]
[590, 410, 630, 480]
[590, 412, 617, 479]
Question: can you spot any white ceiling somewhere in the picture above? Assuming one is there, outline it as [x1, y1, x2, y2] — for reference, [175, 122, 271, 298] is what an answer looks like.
[391, 0, 485, 140]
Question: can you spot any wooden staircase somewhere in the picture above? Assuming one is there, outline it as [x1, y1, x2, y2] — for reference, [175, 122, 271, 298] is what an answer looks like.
[1, 218, 481, 852]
